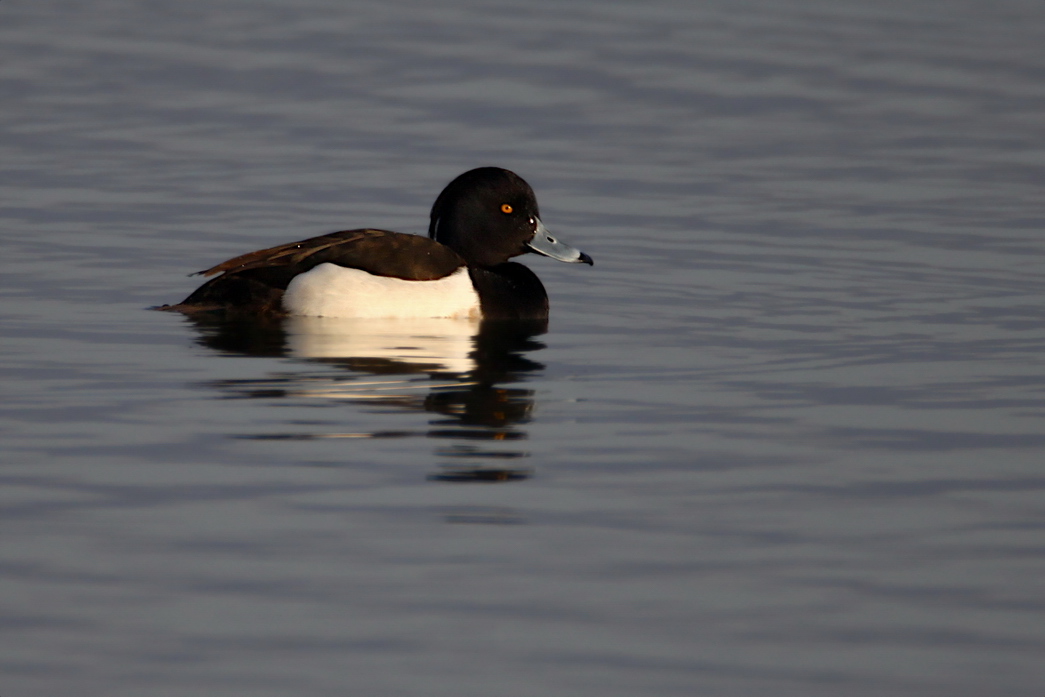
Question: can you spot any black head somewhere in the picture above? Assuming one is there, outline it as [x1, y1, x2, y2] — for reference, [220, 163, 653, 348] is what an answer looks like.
[428, 167, 592, 268]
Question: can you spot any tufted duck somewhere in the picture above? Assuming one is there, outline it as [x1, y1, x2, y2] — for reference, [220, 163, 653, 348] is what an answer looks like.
[159, 167, 592, 320]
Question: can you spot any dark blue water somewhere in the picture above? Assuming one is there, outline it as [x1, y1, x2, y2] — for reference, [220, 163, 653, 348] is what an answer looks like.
[2, 1, 1044, 695]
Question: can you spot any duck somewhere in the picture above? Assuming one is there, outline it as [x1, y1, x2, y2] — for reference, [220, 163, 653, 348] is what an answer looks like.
[159, 167, 592, 320]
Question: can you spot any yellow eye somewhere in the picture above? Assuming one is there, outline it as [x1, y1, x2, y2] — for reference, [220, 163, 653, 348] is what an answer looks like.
[500, 203, 513, 214]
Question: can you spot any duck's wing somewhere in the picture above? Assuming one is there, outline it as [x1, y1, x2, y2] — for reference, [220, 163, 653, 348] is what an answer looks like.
[197, 228, 463, 281]
[164, 229, 464, 315]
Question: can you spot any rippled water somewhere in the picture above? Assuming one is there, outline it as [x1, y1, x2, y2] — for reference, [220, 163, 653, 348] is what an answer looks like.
[3, 1, 1044, 695]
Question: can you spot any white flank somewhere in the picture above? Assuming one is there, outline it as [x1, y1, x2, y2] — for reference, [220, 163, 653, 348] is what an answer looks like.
[282, 263, 481, 319]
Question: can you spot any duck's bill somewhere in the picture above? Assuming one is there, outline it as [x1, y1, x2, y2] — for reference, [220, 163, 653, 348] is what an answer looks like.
[527, 217, 594, 265]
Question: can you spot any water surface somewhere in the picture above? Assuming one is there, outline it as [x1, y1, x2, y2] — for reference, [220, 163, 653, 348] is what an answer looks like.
[2, 1, 1044, 695]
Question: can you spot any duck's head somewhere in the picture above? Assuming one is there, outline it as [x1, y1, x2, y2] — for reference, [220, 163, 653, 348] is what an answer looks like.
[428, 167, 593, 269]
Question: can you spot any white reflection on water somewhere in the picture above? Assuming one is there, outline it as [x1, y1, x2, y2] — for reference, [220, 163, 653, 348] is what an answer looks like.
[286, 316, 482, 374]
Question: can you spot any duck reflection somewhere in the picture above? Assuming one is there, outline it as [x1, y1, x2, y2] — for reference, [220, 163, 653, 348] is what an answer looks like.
[185, 314, 547, 482]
